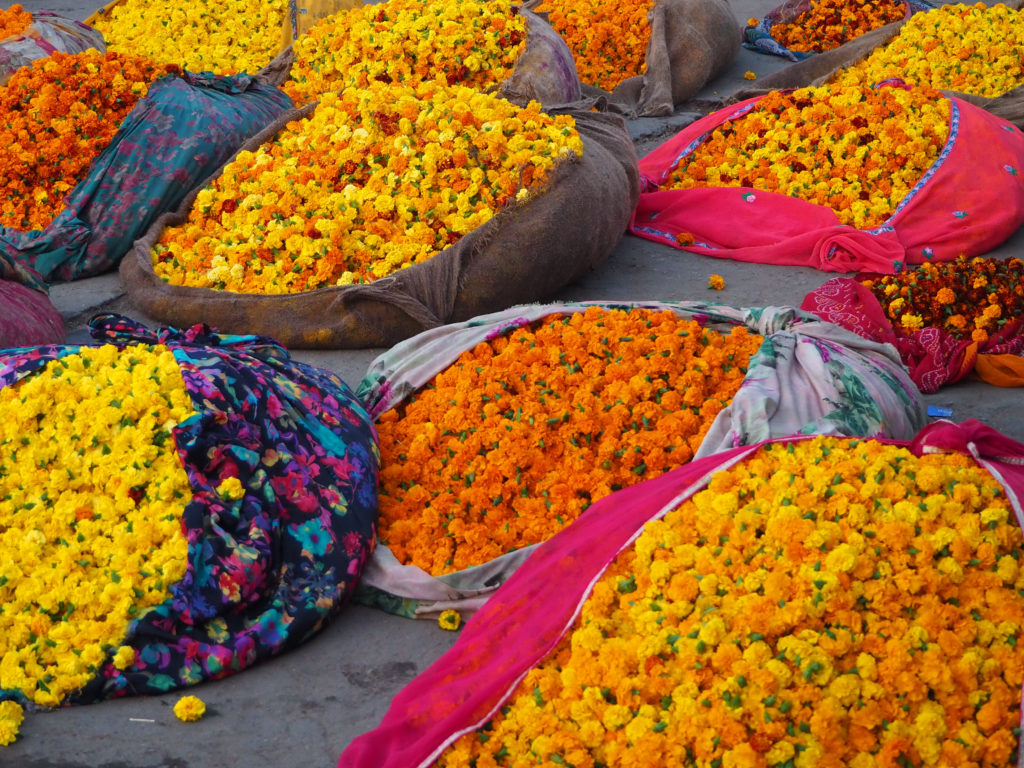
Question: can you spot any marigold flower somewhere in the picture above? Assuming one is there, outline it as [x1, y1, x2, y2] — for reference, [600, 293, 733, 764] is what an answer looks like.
[899, 313, 924, 331]
[676, 232, 696, 246]
[438, 610, 462, 631]
[173, 695, 206, 722]
[744, 71, 757, 81]
[215, 476, 245, 501]
[971, 327, 989, 343]
[112, 646, 136, 670]
[0, 701, 23, 747]
[708, 274, 726, 290]
[0, 4, 32, 39]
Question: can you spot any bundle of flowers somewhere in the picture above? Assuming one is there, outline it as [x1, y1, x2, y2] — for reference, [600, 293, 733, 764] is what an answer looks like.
[91, 0, 287, 75]
[0, 4, 31, 39]
[0, 313, 378, 746]
[802, 258, 1024, 392]
[832, 2, 1024, 97]
[432, 434, 1024, 768]
[336, 422, 1024, 768]
[534, 0, 651, 91]
[375, 306, 763, 575]
[630, 81, 1024, 272]
[0, 342, 194, 743]
[0, 49, 177, 233]
[768, 0, 905, 53]
[284, 0, 527, 105]
[664, 83, 949, 231]
[151, 80, 582, 293]
[353, 300, 926, 617]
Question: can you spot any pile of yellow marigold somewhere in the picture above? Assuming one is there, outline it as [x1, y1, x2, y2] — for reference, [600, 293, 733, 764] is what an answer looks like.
[833, 2, 1024, 97]
[666, 83, 950, 229]
[0, 344, 195, 744]
[92, 0, 287, 75]
[437, 436, 1024, 768]
[0, 50, 177, 232]
[152, 80, 582, 293]
[376, 307, 763, 575]
[285, 0, 527, 105]
[770, 0, 905, 53]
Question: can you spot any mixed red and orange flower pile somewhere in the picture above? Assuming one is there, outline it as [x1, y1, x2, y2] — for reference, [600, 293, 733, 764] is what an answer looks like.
[437, 436, 1024, 768]
[833, 2, 1024, 97]
[0, 50, 177, 232]
[536, 0, 651, 91]
[376, 307, 763, 575]
[861, 256, 1024, 343]
[284, 0, 527, 105]
[152, 80, 582, 293]
[665, 83, 949, 230]
[0, 4, 32, 40]
[770, 0, 905, 53]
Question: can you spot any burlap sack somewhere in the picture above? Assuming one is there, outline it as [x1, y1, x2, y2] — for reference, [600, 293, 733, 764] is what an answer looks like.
[120, 109, 640, 349]
[260, 8, 582, 107]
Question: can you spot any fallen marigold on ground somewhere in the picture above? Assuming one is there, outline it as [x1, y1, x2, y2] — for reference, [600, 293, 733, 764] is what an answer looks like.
[436, 436, 1024, 768]
[173, 695, 206, 722]
[665, 83, 949, 230]
[770, 0, 904, 53]
[375, 306, 763, 575]
[152, 80, 582, 294]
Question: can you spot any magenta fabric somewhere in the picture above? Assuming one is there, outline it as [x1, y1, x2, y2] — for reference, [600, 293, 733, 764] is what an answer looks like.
[801, 276, 1024, 393]
[629, 89, 1024, 274]
[0, 256, 64, 348]
[336, 419, 1024, 768]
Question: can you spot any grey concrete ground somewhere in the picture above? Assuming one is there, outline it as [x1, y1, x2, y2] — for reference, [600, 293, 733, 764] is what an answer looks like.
[4, 0, 1024, 766]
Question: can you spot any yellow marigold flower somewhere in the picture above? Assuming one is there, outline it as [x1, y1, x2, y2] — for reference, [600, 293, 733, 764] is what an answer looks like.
[215, 476, 246, 501]
[744, 71, 757, 81]
[173, 695, 206, 722]
[708, 274, 726, 290]
[0, 701, 24, 746]
[112, 646, 136, 670]
[900, 313, 924, 331]
[438, 609, 462, 631]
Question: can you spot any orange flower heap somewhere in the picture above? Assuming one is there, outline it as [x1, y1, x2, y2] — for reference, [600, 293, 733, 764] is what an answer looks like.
[376, 307, 763, 575]
[771, 0, 905, 53]
[152, 80, 582, 293]
[862, 256, 1024, 343]
[0, 4, 31, 40]
[537, 0, 651, 91]
[437, 436, 1024, 768]
[285, 0, 527, 104]
[0, 50, 177, 231]
[665, 83, 949, 229]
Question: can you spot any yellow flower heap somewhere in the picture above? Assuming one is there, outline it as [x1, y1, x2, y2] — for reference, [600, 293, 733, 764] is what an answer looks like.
[284, 0, 527, 105]
[92, 0, 287, 75]
[0, 344, 195, 733]
[152, 80, 582, 293]
[666, 83, 949, 230]
[438, 436, 1024, 768]
[833, 3, 1024, 97]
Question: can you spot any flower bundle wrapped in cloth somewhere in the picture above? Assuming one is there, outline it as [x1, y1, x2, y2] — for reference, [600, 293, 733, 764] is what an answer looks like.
[0, 6, 104, 86]
[0, 313, 378, 746]
[87, 0, 362, 76]
[352, 300, 925, 619]
[338, 420, 1024, 768]
[0, 50, 294, 283]
[121, 79, 639, 348]
[0, 253, 63, 347]
[630, 81, 1024, 273]
[802, 256, 1024, 393]
[525, 0, 739, 117]
[277, 0, 580, 108]
[743, 0, 934, 63]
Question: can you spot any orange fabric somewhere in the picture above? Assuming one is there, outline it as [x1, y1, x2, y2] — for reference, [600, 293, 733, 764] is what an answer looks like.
[974, 353, 1024, 387]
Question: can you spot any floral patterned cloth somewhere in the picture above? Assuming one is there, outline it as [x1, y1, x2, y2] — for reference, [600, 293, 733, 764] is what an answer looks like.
[0, 313, 379, 704]
[353, 300, 925, 619]
[1, 72, 293, 283]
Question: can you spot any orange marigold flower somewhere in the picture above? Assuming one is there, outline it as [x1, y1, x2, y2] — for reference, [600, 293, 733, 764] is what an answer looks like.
[708, 274, 725, 290]
[972, 327, 989, 343]
[935, 287, 956, 305]
[676, 232, 695, 246]
[744, 71, 757, 81]
[0, 3, 31, 39]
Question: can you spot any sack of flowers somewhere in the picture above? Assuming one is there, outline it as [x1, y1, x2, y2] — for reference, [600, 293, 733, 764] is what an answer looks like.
[0, 253, 63, 348]
[743, 0, 934, 62]
[0, 50, 294, 283]
[0, 5, 105, 86]
[87, 0, 361, 76]
[121, 80, 638, 349]
[526, 0, 739, 117]
[736, 1, 1024, 106]
[351, 300, 926, 619]
[0, 313, 378, 747]
[802, 257, 1024, 393]
[276, 0, 580, 109]
[338, 419, 1024, 768]
[630, 81, 1024, 273]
